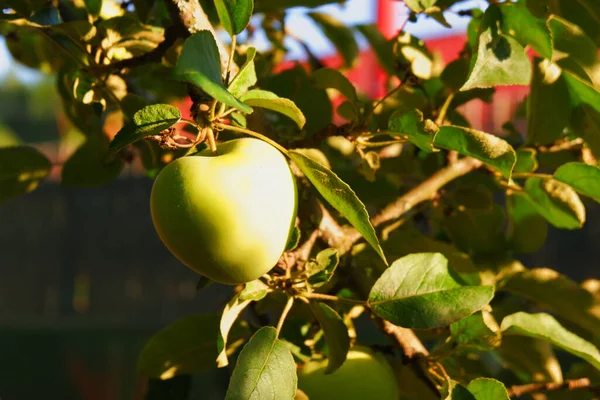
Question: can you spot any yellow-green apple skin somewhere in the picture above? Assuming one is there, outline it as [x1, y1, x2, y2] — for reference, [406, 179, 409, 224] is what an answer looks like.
[298, 346, 399, 400]
[150, 138, 297, 285]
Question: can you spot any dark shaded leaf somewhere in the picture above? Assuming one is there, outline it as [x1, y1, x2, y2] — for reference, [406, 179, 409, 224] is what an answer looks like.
[309, 302, 350, 374]
[137, 314, 250, 378]
[308, 12, 358, 68]
[0, 146, 51, 204]
[62, 134, 124, 187]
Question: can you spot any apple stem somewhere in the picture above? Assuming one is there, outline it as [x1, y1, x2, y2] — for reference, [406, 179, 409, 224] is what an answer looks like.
[214, 123, 289, 156]
[206, 128, 218, 153]
[276, 295, 295, 338]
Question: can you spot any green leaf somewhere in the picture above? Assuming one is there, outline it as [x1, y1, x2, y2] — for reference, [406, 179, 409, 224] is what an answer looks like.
[173, 31, 252, 113]
[368, 253, 494, 329]
[62, 134, 124, 187]
[549, 16, 599, 85]
[241, 89, 306, 128]
[450, 312, 501, 352]
[225, 327, 297, 400]
[307, 248, 340, 287]
[217, 293, 253, 368]
[467, 378, 510, 400]
[404, 0, 437, 12]
[563, 70, 600, 113]
[388, 109, 439, 152]
[308, 12, 359, 68]
[524, 177, 585, 229]
[576, 105, 600, 160]
[395, 32, 435, 80]
[30, 6, 62, 26]
[312, 68, 358, 105]
[214, 0, 253, 36]
[444, 204, 507, 257]
[288, 151, 386, 264]
[84, 0, 103, 17]
[240, 280, 270, 301]
[461, 7, 532, 91]
[309, 302, 350, 374]
[498, 336, 563, 384]
[0, 146, 51, 205]
[110, 104, 181, 152]
[137, 314, 250, 379]
[501, 312, 600, 372]
[499, 3, 552, 59]
[554, 162, 600, 203]
[513, 148, 538, 173]
[501, 268, 600, 339]
[507, 193, 548, 253]
[356, 24, 395, 75]
[446, 382, 477, 400]
[434, 125, 516, 179]
[132, 0, 155, 21]
[526, 59, 571, 145]
[228, 47, 257, 97]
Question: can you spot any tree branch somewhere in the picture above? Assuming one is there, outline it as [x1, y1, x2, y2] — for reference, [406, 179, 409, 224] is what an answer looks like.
[92, 25, 182, 73]
[325, 156, 483, 255]
[507, 378, 598, 398]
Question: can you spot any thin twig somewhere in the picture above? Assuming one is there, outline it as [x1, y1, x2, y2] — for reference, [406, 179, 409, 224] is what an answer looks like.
[300, 292, 367, 305]
[507, 378, 597, 398]
[276, 295, 295, 337]
[215, 123, 289, 155]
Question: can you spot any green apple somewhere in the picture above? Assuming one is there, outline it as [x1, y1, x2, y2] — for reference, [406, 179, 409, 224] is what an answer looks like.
[298, 346, 399, 400]
[150, 138, 297, 285]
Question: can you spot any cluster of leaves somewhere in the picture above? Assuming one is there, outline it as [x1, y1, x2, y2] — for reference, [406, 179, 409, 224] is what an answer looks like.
[2, 0, 600, 399]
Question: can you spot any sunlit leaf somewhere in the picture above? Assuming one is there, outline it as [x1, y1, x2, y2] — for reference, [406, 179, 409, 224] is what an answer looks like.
[501, 268, 600, 338]
[289, 150, 386, 264]
[368, 253, 494, 329]
[388, 108, 439, 152]
[225, 327, 297, 400]
[110, 104, 181, 152]
[554, 162, 600, 203]
[499, 3, 552, 59]
[434, 125, 516, 179]
[228, 47, 257, 97]
[217, 293, 253, 367]
[173, 31, 252, 113]
[241, 89, 306, 128]
[461, 6, 531, 91]
[524, 177, 585, 229]
[501, 312, 600, 372]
